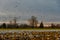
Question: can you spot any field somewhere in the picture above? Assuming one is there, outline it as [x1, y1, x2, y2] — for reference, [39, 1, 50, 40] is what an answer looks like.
[0, 28, 60, 32]
[0, 28, 60, 40]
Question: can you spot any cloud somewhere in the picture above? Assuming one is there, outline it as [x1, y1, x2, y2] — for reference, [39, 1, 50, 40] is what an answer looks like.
[0, 0, 60, 22]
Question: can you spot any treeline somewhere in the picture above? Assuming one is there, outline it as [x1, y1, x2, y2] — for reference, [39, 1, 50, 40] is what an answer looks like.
[0, 22, 60, 29]
[0, 16, 60, 29]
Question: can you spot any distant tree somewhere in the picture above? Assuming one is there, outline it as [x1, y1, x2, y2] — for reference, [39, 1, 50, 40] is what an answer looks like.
[12, 24, 18, 28]
[28, 16, 38, 28]
[19, 24, 29, 28]
[2, 23, 6, 28]
[51, 23, 55, 28]
[39, 22, 44, 28]
[56, 24, 60, 28]
[7, 24, 12, 28]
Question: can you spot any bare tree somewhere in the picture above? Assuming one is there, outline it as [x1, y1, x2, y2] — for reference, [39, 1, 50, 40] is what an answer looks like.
[28, 16, 38, 28]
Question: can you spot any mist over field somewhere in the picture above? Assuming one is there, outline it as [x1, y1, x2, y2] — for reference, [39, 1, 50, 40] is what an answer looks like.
[0, 0, 60, 22]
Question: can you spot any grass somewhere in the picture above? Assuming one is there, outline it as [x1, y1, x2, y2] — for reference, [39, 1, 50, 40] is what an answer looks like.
[0, 28, 60, 30]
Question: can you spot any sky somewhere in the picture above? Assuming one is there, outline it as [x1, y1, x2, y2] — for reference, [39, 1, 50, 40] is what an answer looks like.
[0, 0, 60, 22]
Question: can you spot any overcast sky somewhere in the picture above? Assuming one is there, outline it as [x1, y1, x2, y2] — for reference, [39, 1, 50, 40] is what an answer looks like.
[0, 0, 60, 22]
